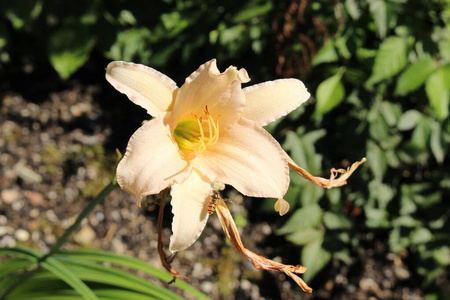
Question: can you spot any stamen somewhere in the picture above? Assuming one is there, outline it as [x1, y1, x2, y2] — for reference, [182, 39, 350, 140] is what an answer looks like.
[173, 105, 220, 160]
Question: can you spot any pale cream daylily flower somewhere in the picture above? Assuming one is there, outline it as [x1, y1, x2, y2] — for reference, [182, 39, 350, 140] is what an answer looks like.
[106, 59, 310, 253]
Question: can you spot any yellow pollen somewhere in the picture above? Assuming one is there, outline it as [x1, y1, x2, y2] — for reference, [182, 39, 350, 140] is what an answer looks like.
[173, 106, 220, 160]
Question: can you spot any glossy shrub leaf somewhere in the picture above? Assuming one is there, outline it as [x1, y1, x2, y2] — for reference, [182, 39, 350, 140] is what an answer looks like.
[367, 140, 387, 180]
[392, 215, 419, 227]
[277, 204, 322, 235]
[232, 0, 272, 23]
[301, 239, 331, 282]
[365, 207, 390, 228]
[394, 56, 436, 96]
[380, 101, 402, 127]
[433, 246, 450, 266]
[300, 183, 325, 206]
[107, 28, 152, 65]
[369, 0, 387, 38]
[369, 181, 394, 209]
[48, 22, 95, 79]
[369, 113, 390, 141]
[438, 34, 450, 62]
[410, 227, 432, 245]
[441, 63, 450, 89]
[411, 116, 432, 150]
[389, 227, 411, 253]
[430, 122, 445, 164]
[312, 39, 338, 66]
[323, 212, 351, 230]
[314, 69, 346, 117]
[345, 0, 361, 20]
[286, 228, 324, 245]
[118, 10, 137, 25]
[3, 0, 43, 29]
[425, 68, 450, 121]
[400, 185, 417, 215]
[366, 36, 408, 86]
[397, 110, 421, 131]
[335, 37, 351, 59]
[283, 129, 325, 176]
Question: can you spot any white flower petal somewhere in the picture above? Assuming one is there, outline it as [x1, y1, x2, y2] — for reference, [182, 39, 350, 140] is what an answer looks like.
[195, 118, 289, 198]
[116, 112, 190, 202]
[106, 61, 177, 117]
[242, 79, 310, 126]
[169, 170, 212, 252]
[172, 59, 250, 126]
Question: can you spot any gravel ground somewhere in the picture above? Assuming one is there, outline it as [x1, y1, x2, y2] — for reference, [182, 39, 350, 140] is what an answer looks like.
[1, 77, 432, 299]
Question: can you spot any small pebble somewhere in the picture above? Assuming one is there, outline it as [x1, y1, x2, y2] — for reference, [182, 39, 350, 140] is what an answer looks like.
[261, 223, 272, 235]
[74, 226, 96, 245]
[200, 281, 214, 293]
[1, 189, 19, 204]
[0, 226, 10, 235]
[0, 235, 16, 247]
[111, 238, 126, 254]
[15, 229, 30, 242]
[29, 208, 40, 218]
[11, 200, 24, 211]
[27, 191, 44, 206]
[96, 212, 105, 222]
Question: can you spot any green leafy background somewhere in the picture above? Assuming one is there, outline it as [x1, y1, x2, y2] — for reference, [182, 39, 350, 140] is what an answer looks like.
[1, 0, 449, 299]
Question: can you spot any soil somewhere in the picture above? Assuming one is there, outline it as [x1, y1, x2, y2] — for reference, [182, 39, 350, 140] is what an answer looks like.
[0, 64, 433, 300]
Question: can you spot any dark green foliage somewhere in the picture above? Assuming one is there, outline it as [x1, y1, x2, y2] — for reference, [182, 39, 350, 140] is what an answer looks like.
[271, 0, 450, 295]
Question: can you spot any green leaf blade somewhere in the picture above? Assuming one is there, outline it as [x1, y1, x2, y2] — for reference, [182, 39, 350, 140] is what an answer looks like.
[277, 204, 322, 235]
[41, 257, 98, 300]
[394, 56, 436, 96]
[366, 36, 408, 87]
[314, 69, 346, 117]
[57, 250, 211, 300]
[425, 68, 450, 121]
[301, 239, 332, 282]
[48, 22, 95, 79]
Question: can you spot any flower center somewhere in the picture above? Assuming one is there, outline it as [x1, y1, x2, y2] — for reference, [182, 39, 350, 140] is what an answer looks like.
[173, 106, 220, 160]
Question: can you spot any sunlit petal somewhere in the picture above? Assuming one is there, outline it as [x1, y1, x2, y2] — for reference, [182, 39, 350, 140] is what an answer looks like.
[117, 112, 190, 202]
[243, 79, 310, 126]
[195, 118, 289, 198]
[172, 59, 250, 125]
[169, 170, 212, 252]
[106, 61, 177, 117]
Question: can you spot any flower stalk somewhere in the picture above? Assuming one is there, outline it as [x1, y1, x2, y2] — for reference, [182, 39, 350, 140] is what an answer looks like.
[157, 188, 189, 283]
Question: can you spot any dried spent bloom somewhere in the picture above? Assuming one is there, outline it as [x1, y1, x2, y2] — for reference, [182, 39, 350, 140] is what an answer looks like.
[215, 196, 313, 292]
[106, 59, 309, 252]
